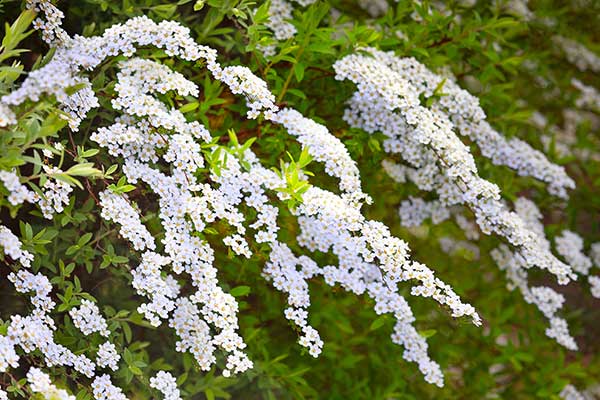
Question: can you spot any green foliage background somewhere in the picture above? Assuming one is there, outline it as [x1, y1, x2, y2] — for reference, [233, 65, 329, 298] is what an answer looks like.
[0, 0, 599, 399]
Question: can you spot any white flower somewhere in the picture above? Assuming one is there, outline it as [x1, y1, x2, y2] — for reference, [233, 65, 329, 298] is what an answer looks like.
[27, 367, 75, 400]
[0, 225, 34, 267]
[333, 49, 574, 284]
[99, 190, 156, 251]
[150, 371, 181, 400]
[1, 3, 488, 388]
[0, 335, 19, 372]
[555, 230, 593, 275]
[0, 170, 36, 206]
[92, 374, 128, 400]
[69, 299, 110, 337]
[553, 35, 600, 73]
[559, 384, 585, 400]
[96, 342, 120, 371]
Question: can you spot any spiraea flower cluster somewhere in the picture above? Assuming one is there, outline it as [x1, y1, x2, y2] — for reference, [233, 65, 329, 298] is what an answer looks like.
[265, 0, 317, 40]
[555, 230, 600, 300]
[330, 47, 599, 350]
[553, 35, 600, 73]
[1, 0, 598, 398]
[0, 224, 108, 386]
[260, 0, 317, 56]
[560, 384, 586, 400]
[334, 48, 574, 284]
[150, 371, 181, 400]
[0, 224, 34, 268]
[96, 342, 120, 371]
[531, 109, 600, 162]
[99, 190, 156, 251]
[377, 54, 574, 198]
[92, 375, 127, 400]
[572, 78, 600, 113]
[69, 299, 110, 337]
[489, 200, 571, 349]
[26, 0, 68, 45]
[0, 166, 72, 219]
[27, 367, 75, 400]
[491, 197, 600, 349]
[0, 1, 484, 391]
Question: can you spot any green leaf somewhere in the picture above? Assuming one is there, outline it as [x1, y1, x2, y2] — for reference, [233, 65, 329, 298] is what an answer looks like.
[294, 62, 305, 82]
[418, 329, 437, 339]
[369, 316, 387, 331]
[230, 286, 251, 297]
[128, 365, 143, 375]
[65, 163, 103, 177]
[205, 388, 215, 400]
[180, 102, 199, 113]
[65, 82, 88, 96]
[81, 148, 99, 158]
[78, 232, 93, 246]
[194, 0, 205, 11]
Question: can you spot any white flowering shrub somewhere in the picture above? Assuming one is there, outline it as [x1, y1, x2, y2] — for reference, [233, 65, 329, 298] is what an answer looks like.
[0, 0, 599, 398]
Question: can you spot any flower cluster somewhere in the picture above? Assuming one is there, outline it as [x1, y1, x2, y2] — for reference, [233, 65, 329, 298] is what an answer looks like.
[0, 170, 36, 206]
[531, 109, 600, 162]
[26, 0, 69, 45]
[37, 166, 73, 219]
[560, 384, 585, 400]
[376, 54, 574, 198]
[572, 78, 600, 112]
[0, 103, 16, 126]
[265, 0, 297, 41]
[0, 224, 34, 267]
[27, 367, 75, 400]
[591, 243, 600, 267]
[555, 230, 593, 275]
[92, 375, 127, 400]
[264, 0, 317, 40]
[503, 0, 534, 20]
[438, 237, 480, 260]
[0, 223, 106, 387]
[69, 299, 110, 337]
[8, 313, 96, 377]
[553, 35, 600, 73]
[0, 8, 473, 387]
[0, 166, 73, 220]
[0, 335, 19, 372]
[260, 0, 317, 56]
[8, 269, 54, 311]
[589, 275, 600, 299]
[96, 342, 120, 371]
[554, 230, 600, 300]
[150, 371, 181, 400]
[99, 190, 156, 251]
[1, 0, 595, 397]
[333, 48, 574, 285]
[491, 198, 582, 349]
[272, 108, 363, 194]
[357, 0, 390, 17]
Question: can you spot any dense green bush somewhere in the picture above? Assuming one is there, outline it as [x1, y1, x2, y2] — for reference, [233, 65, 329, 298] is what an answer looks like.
[0, 0, 599, 399]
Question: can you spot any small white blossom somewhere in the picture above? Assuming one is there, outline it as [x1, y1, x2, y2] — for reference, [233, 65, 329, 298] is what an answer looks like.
[69, 299, 110, 337]
[27, 367, 75, 400]
[92, 374, 128, 400]
[0, 225, 34, 268]
[559, 384, 585, 400]
[96, 342, 120, 371]
[0, 335, 19, 372]
[150, 371, 181, 400]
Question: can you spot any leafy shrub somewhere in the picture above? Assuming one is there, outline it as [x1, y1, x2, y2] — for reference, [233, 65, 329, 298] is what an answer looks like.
[0, 0, 599, 399]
